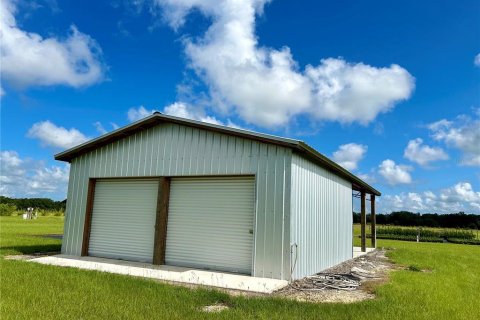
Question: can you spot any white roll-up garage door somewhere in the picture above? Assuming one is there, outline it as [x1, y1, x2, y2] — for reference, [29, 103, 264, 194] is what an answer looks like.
[165, 176, 255, 274]
[88, 179, 158, 263]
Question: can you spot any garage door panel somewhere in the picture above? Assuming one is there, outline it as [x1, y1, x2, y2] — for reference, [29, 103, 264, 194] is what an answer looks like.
[165, 176, 255, 274]
[88, 179, 158, 263]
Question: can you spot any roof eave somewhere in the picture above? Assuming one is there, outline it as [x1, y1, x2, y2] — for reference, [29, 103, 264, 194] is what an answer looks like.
[54, 113, 381, 196]
[296, 142, 381, 196]
[54, 113, 301, 162]
[54, 114, 161, 162]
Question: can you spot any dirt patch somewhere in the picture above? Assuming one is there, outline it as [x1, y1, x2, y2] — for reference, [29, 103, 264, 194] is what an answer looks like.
[201, 303, 230, 313]
[4, 252, 59, 260]
[275, 249, 395, 303]
[277, 287, 375, 303]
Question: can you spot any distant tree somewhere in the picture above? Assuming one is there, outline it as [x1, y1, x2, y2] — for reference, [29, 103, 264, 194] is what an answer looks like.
[353, 210, 479, 229]
[0, 196, 66, 211]
[420, 214, 440, 228]
[0, 203, 17, 216]
[353, 212, 360, 223]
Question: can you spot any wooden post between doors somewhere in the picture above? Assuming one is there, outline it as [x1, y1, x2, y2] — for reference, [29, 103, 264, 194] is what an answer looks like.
[153, 177, 171, 265]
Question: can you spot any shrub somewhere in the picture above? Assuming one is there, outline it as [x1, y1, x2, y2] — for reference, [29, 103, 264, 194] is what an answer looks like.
[377, 227, 418, 237]
[54, 210, 65, 216]
[376, 226, 475, 240]
[369, 234, 444, 243]
[37, 209, 65, 216]
[447, 238, 480, 245]
[368, 231, 479, 245]
[0, 203, 17, 216]
[442, 230, 475, 240]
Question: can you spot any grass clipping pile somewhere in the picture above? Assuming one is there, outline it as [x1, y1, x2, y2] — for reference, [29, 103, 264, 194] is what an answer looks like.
[276, 249, 393, 303]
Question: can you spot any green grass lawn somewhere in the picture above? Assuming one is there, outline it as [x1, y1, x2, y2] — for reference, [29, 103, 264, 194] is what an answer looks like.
[1, 216, 479, 319]
[0, 216, 64, 256]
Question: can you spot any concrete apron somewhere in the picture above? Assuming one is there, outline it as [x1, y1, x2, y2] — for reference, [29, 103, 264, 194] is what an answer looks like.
[353, 246, 375, 258]
[29, 255, 288, 294]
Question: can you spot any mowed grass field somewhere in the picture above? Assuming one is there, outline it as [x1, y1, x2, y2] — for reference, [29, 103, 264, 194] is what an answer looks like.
[1, 216, 479, 320]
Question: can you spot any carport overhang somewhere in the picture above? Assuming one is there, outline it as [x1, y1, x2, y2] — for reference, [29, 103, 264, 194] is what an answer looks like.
[353, 190, 377, 252]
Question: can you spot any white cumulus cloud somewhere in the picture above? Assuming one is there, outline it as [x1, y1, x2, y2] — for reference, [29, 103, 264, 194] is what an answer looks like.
[27, 121, 90, 149]
[305, 59, 414, 125]
[378, 159, 413, 185]
[93, 121, 118, 135]
[403, 138, 449, 166]
[379, 192, 427, 213]
[378, 182, 480, 214]
[164, 102, 232, 126]
[127, 106, 156, 122]
[439, 182, 480, 205]
[428, 111, 480, 166]
[0, 150, 69, 198]
[151, 0, 415, 128]
[0, 0, 105, 90]
[475, 53, 480, 67]
[128, 103, 241, 128]
[93, 121, 107, 135]
[332, 143, 367, 171]
[357, 173, 376, 184]
[0, 150, 25, 185]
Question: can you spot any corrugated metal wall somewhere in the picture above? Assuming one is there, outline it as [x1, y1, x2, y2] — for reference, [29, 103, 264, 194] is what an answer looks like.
[62, 123, 292, 280]
[290, 153, 353, 280]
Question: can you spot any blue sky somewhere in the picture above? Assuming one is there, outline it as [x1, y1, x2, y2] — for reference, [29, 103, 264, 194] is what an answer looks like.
[1, 0, 479, 213]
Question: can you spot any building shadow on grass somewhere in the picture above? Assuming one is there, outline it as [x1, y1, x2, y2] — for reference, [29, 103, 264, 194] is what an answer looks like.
[1, 244, 61, 256]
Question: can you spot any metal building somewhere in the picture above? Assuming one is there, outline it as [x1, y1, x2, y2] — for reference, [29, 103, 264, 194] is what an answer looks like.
[55, 113, 380, 281]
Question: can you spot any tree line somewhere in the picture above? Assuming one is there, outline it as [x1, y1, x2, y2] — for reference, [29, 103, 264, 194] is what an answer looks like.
[0, 196, 66, 211]
[353, 211, 480, 229]
[1, 196, 478, 228]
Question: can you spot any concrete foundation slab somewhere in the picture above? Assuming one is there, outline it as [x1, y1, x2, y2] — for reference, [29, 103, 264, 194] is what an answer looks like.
[353, 247, 375, 258]
[29, 255, 288, 294]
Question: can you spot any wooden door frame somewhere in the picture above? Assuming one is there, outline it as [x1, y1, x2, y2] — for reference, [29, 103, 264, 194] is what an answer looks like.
[81, 178, 97, 256]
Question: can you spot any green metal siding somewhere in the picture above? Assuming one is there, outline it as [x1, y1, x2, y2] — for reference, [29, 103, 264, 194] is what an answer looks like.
[290, 153, 353, 280]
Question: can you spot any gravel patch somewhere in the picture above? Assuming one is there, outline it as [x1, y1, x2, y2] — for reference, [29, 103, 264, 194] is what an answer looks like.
[275, 249, 394, 304]
[5, 248, 394, 304]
